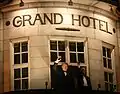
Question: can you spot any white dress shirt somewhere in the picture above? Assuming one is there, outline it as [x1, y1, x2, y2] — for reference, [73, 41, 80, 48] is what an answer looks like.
[64, 72, 67, 76]
[83, 76, 88, 86]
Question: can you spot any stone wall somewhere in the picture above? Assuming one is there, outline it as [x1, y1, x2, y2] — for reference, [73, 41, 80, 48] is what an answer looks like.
[0, 0, 119, 92]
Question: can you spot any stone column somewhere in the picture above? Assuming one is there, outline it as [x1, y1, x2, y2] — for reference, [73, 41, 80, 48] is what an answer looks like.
[3, 12, 11, 92]
[29, 35, 50, 89]
[0, 12, 3, 93]
[115, 21, 120, 92]
[87, 38, 104, 90]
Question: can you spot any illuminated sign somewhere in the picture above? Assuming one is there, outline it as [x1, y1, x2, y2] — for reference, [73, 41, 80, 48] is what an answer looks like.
[6, 13, 112, 34]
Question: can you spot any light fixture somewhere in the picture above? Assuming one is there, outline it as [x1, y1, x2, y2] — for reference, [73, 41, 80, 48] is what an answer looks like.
[68, 0, 73, 6]
[19, 0, 24, 7]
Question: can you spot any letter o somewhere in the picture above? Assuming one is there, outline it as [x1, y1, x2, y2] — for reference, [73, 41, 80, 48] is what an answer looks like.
[82, 16, 90, 27]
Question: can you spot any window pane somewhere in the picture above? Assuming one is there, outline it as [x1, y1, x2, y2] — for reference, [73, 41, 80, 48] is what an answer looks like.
[14, 54, 20, 64]
[104, 72, 108, 81]
[22, 42, 28, 52]
[103, 58, 107, 67]
[22, 79, 28, 89]
[107, 48, 111, 58]
[69, 42, 76, 51]
[103, 47, 106, 57]
[50, 41, 57, 50]
[14, 43, 20, 53]
[22, 53, 28, 63]
[78, 53, 84, 63]
[22, 68, 28, 78]
[77, 42, 84, 52]
[14, 80, 21, 90]
[51, 52, 57, 62]
[108, 59, 112, 69]
[59, 52, 65, 62]
[14, 69, 20, 79]
[70, 53, 76, 63]
[105, 83, 108, 91]
[110, 84, 113, 91]
[109, 73, 113, 83]
[58, 41, 65, 51]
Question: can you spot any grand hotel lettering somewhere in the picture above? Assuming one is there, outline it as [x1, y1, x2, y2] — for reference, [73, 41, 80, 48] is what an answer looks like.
[6, 13, 113, 34]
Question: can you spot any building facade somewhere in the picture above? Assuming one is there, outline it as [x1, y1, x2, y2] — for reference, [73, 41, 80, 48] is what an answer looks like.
[0, 0, 120, 93]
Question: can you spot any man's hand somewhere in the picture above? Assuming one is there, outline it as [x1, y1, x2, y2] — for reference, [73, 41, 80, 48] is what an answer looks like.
[55, 56, 61, 63]
[77, 62, 81, 68]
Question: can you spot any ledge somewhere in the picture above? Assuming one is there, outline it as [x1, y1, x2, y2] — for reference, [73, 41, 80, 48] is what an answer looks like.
[3, 89, 119, 94]
[0, 1, 118, 20]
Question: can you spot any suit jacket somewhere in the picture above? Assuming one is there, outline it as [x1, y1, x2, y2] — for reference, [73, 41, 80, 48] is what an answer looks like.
[52, 63, 75, 91]
[76, 68, 92, 91]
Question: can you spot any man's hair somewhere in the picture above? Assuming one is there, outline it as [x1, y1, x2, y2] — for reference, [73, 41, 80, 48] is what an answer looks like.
[80, 67, 85, 71]
[62, 63, 68, 66]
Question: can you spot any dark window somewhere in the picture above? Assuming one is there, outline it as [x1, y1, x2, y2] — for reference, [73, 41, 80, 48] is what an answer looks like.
[103, 58, 107, 67]
[103, 47, 106, 56]
[70, 53, 76, 63]
[13, 41, 28, 91]
[51, 52, 57, 62]
[109, 73, 113, 83]
[50, 40, 85, 90]
[110, 84, 113, 91]
[14, 41, 28, 65]
[14, 80, 21, 90]
[14, 43, 20, 53]
[58, 41, 65, 51]
[69, 42, 76, 51]
[105, 83, 108, 91]
[22, 42, 28, 52]
[69, 42, 84, 63]
[59, 52, 65, 62]
[22, 53, 28, 63]
[50, 41, 57, 50]
[14, 67, 28, 90]
[14, 69, 20, 79]
[50, 40, 66, 62]
[14, 54, 20, 64]
[22, 79, 28, 89]
[22, 68, 28, 78]
[50, 65, 87, 89]
[77, 42, 84, 52]
[50, 41, 84, 63]
[108, 59, 112, 69]
[104, 72, 108, 81]
[104, 72, 113, 91]
[107, 48, 111, 58]
[102, 46, 112, 69]
[78, 53, 84, 63]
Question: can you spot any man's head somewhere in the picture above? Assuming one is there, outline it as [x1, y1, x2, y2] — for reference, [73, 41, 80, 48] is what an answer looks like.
[80, 67, 86, 75]
[61, 63, 68, 72]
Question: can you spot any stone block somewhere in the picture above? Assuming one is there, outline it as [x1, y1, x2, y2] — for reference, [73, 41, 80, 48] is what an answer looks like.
[88, 38, 101, 50]
[30, 57, 49, 68]
[89, 49, 102, 60]
[30, 67, 49, 80]
[30, 36, 48, 47]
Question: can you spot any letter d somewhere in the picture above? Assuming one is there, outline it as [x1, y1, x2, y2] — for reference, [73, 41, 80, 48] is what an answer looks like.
[54, 13, 63, 24]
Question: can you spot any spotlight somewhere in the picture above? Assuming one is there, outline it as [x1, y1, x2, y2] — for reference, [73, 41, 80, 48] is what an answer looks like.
[19, 0, 24, 7]
[68, 0, 73, 6]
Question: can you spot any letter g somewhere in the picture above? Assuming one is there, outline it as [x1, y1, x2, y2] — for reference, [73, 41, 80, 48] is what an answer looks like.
[13, 16, 22, 27]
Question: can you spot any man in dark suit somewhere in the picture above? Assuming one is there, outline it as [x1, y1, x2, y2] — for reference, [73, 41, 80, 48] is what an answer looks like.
[52, 56, 75, 93]
[76, 63, 92, 91]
